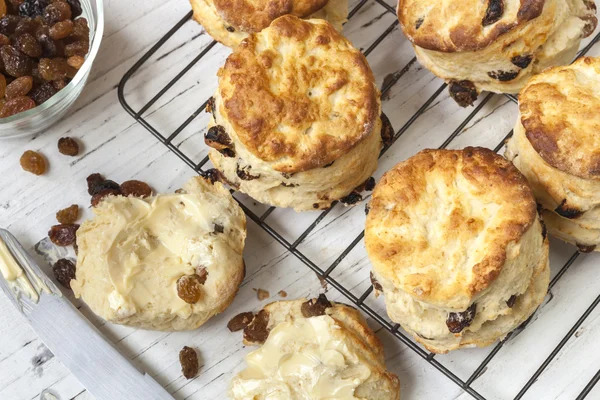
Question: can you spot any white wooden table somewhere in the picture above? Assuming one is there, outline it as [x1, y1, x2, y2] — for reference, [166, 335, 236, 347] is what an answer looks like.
[1, 1, 600, 399]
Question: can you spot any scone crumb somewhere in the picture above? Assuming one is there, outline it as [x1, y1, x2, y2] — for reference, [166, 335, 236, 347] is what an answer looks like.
[254, 288, 270, 301]
[278, 290, 287, 298]
[179, 346, 199, 379]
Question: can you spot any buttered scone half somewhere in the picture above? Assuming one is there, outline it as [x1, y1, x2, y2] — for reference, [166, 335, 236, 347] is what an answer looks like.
[365, 148, 550, 353]
[506, 57, 600, 252]
[205, 15, 385, 212]
[71, 176, 247, 331]
[230, 296, 401, 400]
[189, 0, 348, 48]
[398, 0, 597, 105]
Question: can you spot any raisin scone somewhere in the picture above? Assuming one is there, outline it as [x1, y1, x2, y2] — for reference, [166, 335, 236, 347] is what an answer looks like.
[206, 15, 386, 211]
[189, 0, 348, 48]
[231, 296, 401, 399]
[398, 0, 597, 105]
[506, 57, 600, 252]
[71, 176, 246, 331]
[365, 148, 550, 353]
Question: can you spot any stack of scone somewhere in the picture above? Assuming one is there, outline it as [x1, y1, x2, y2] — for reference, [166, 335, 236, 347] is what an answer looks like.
[190, 0, 348, 47]
[365, 148, 549, 353]
[72, 176, 247, 331]
[230, 296, 401, 399]
[506, 57, 600, 252]
[398, 0, 598, 105]
[205, 15, 386, 211]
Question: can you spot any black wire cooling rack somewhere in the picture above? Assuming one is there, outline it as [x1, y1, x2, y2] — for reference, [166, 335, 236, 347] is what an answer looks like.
[117, 1, 600, 398]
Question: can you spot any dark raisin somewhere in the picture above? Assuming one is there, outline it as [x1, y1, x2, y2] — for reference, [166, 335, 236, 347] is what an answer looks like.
[555, 199, 583, 219]
[204, 125, 232, 150]
[176, 274, 204, 304]
[301, 294, 332, 317]
[482, 0, 504, 26]
[506, 295, 517, 308]
[213, 223, 224, 234]
[228, 312, 254, 332]
[52, 258, 76, 289]
[312, 203, 320, 209]
[364, 177, 376, 191]
[29, 81, 56, 104]
[226, 26, 235, 32]
[236, 164, 260, 180]
[380, 112, 394, 147]
[19, 149, 45, 174]
[89, 179, 120, 195]
[196, 266, 208, 284]
[5, 74, 31, 98]
[38, 57, 69, 80]
[15, 32, 41, 57]
[243, 309, 270, 343]
[43, 1, 71, 24]
[446, 303, 477, 333]
[86, 173, 104, 194]
[339, 192, 362, 206]
[91, 188, 120, 207]
[370, 272, 382, 291]
[220, 149, 236, 158]
[18, 0, 49, 17]
[511, 54, 533, 69]
[416, 332, 434, 340]
[66, 54, 83, 69]
[1, 45, 33, 77]
[120, 180, 152, 197]
[487, 70, 519, 81]
[415, 17, 424, 29]
[281, 182, 297, 187]
[65, 0, 81, 17]
[179, 346, 199, 380]
[199, 168, 222, 184]
[52, 78, 66, 90]
[1, 95, 34, 116]
[449, 80, 478, 107]
[48, 224, 79, 246]
[57, 136, 79, 156]
[36, 26, 58, 57]
[56, 204, 78, 224]
[364, 203, 370, 215]
[322, 161, 334, 168]
[577, 244, 596, 253]
[64, 39, 87, 57]
[0, 14, 20, 34]
[281, 172, 292, 179]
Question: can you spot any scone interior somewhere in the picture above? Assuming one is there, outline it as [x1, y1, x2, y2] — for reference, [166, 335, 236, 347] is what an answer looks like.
[71, 176, 247, 331]
[365, 147, 550, 353]
[398, 0, 597, 98]
[189, 0, 348, 47]
[206, 16, 383, 211]
[230, 296, 401, 400]
[506, 56, 600, 251]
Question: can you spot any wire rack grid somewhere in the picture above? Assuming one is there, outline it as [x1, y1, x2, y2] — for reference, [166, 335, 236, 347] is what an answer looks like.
[117, 1, 600, 399]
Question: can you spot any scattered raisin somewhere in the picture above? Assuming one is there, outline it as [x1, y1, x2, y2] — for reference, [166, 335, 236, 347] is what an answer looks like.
[380, 112, 394, 147]
[243, 309, 270, 343]
[179, 346, 199, 380]
[301, 294, 332, 317]
[446, 303, 477, 333]
[49, 18, 72, 39]
[482, 0, 504, 26]
[57, 136, 79, 156]
[449, 80, 479, 107]
[52, 258, 75, 289]
[89, 178, 120, 195]
[38, 57, 69, 80]
[19, 149, 45, 174]
[0, 94, 33, 115]
[120, 180, 152, 198]
[29, 81, 55, 104]
[577, 244, 597, 253]
[86, 172, 103, 194]
[48, 223, 79, 246]
[90, 188, 120, 207]
[204, 125, 232, 151]
[15, 32, 42, 57]
[43, 1, 71, 25]
[487, 70, 519, 81]
[506, 295, 517, 308]
[227, 312, 254, 332]
[56, 204, 78, 224]
[255, 288, 269, 300]
[1, 45, 33, 77]
[511, 54, 533, 69]
[5, 75, 32, 98]
[19, 0, 49, 18]
[66, 54, 82, 68]
[415, 17, 424, 29]
[364, 177, 376, 191]
[339, 192, 362, 206]
[176, 274, 204, 304]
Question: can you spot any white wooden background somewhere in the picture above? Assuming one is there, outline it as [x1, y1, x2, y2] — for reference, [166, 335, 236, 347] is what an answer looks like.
[1, 0, 600, 399]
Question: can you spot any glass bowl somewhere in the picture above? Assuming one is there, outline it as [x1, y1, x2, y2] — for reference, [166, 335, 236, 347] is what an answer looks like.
[0, 0, 104, 139]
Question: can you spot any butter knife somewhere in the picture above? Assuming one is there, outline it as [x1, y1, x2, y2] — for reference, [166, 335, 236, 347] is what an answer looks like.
[0, 229, 174, 400]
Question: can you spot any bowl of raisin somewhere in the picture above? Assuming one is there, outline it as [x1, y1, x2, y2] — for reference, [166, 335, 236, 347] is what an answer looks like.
[0, 0, 103, 138]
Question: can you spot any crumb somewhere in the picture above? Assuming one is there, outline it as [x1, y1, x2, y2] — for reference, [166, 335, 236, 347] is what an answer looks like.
[278, 290, 287, 298]
[254, 288, 270, 300]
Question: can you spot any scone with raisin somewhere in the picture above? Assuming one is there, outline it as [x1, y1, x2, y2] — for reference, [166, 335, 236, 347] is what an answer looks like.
[231, 296, 401, 399]
[506, 57, 600, 252]
[365, 148, 549, 353]
[71, 176, 246, 331]
[190, 0, 348, 48]
[206, 15, 387, 211]
[398, 0, 597, 105]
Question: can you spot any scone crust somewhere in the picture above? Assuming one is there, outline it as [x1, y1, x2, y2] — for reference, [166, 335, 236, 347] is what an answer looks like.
[519, 56, 600, 180]
[365, 147, 537, 309]
[398, 0, 547, 52]
[217, 15, 380, 173]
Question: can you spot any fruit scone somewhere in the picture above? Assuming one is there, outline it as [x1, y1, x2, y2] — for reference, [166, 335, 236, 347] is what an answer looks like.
[506, 56, 600, 252]
[397, 0, 597, 106]
[230, 296, 401, 399]
[204, 15, 390, 211]
[71, 175, 247, 331]
[365, 148, 550, 353]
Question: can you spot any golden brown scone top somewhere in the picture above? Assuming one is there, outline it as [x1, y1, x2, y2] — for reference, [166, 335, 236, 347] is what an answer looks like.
[519, 56, 600, 180]
[213, 0, 329, 33]
[399, 0, 558, 52]
[217, 15, 380, 173]
[365, 148, 537, 309]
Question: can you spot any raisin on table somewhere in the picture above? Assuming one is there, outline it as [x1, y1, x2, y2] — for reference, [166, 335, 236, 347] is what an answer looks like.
[19, 149, 45, 174]
[179, 346, 199, 380]
[120, 180, 152, 198]
[86, 172, 104, 194]
[48, 223, 79, 246]
[52, 258, 76, 289]
[56, 204, 78, 224]
[57, 136, 79, 156]
[90, 188, 120, 207]
[89, 179, 120, 195]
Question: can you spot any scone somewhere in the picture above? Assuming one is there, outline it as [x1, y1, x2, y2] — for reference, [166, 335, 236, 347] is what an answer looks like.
[506, 57, 600, 252]
[231, 296, 401, 399]
[398, 0, 597, 105]
[206, 15, 385, 211]
[190, 0, 348, 48]
[365, 148, 550, 353]
[71, 176, 246, 331]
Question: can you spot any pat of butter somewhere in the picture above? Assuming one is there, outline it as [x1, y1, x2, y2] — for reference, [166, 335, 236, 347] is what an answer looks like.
[0, 237, 40, 302]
